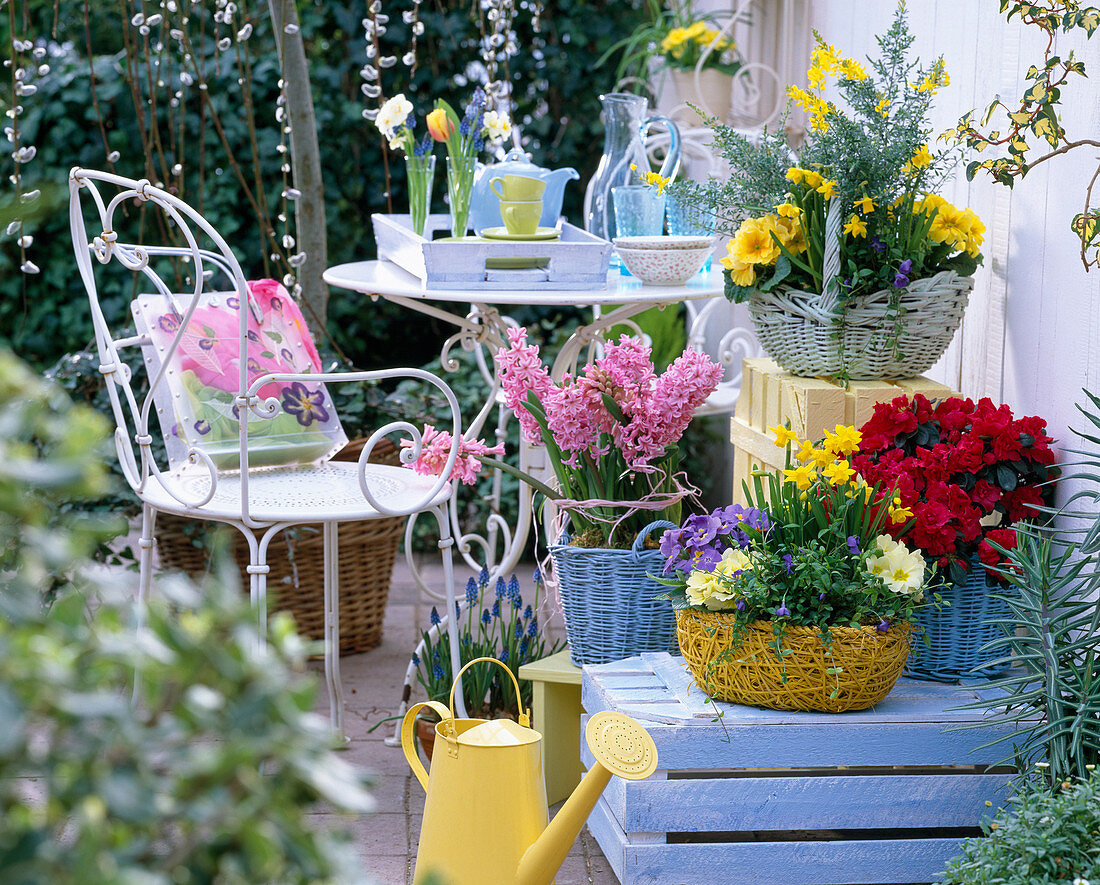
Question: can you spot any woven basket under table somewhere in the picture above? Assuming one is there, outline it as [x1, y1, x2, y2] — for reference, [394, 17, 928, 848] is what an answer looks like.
[156, 438, 405, 656]
[746, 270, 973, 379]
[676, 611, 912, 713]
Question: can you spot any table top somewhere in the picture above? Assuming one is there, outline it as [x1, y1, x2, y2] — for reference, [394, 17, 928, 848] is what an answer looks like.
[518, 648, 582, 685]
[323, 259, 726, 307]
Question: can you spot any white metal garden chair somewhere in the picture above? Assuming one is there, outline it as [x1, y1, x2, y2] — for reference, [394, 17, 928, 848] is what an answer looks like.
[68, 167, 466, 735]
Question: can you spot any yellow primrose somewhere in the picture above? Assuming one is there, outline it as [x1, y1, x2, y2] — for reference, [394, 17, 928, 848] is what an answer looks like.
[719, 249, 758, 286]
[843, 214, 868, 238]
[776, 202, 801, 219]
[853, 195, 875, 214]
[731, 217, 780, 265]
[771, 216, 807, 253]
[783, 463, 817, 491]
[769, 424, 801, 448]
[817, 179, 839, 200]
[824, 424, 862, 457]
[822, 459, 855, 485]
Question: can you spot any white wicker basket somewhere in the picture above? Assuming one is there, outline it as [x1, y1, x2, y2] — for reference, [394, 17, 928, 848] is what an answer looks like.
[744, 201, 975, 379]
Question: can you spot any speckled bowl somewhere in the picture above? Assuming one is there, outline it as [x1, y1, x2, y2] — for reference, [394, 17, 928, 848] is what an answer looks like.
[613, 235, 715, 251]
[614, 241, 715, 286]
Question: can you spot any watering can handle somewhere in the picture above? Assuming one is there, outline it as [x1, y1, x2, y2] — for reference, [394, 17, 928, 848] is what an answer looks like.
[401, 700, 451, 791]
[642, 114, 681, 184]
[449, 656, 531, 728]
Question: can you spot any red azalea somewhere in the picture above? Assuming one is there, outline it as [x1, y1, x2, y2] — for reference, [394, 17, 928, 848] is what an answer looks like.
[991, 428, 1024, 462]
[934, 397, 975, 439]
[949, 435, 985, 474]
[912, 393, 936, 425]
[970, 398, 1014, 438]
[1002, 484, 1045, 522]
[971, 479, 1002, 511]
[978, 527, 1019, 581]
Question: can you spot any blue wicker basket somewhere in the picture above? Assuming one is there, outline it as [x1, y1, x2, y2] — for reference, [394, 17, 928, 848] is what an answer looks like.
[905, 554, 1014, 682]
[550, 520, 678, 666]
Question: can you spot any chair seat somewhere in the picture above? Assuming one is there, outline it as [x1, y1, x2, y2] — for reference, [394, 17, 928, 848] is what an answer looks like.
[142, 460, 450, 525]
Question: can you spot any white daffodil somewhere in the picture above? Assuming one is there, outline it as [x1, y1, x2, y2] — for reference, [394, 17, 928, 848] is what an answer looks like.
[483, 109, 512, 143]
[376, 93, 413, 141]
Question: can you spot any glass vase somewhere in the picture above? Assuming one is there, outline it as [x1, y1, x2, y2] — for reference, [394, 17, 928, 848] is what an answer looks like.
[405, 154, 435, 238]
[446, 155, 476, 237]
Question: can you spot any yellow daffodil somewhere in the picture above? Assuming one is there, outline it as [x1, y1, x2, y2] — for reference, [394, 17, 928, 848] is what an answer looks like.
[776, 202, 801, 218]
[796, 439, 816, 462]
[817, 179, 839, 200]
[822, 458, 855, 485]
[843, 214, 868, 238]
[769, 424, 800, 448]
[910, 144, 933, 170]
[783, 463, 817, 491]
[889, 504, 914, 524]
[786, 167, 824, 190]
[853, 195, 875, 214]
[808, 447, 834, 469]
[823, 424, 862, 457]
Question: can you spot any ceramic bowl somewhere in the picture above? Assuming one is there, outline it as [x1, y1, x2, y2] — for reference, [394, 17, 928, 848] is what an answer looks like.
[613, 234, 714, 251]
[615, 242, 714, 286]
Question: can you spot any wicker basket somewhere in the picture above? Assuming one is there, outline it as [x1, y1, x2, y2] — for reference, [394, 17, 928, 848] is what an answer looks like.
[156, 438, 405, 655]
[550, 521, 678, 667]
[745, 270, 974, 380]
[676, 611, 912, 712]
[906, 556, 1013, 682]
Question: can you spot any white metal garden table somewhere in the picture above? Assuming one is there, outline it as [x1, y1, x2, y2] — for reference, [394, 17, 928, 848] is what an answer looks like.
[322, 259, 726, 587]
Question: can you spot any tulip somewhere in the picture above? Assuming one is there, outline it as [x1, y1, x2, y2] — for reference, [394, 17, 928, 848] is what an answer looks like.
[426, 108, 454, 142]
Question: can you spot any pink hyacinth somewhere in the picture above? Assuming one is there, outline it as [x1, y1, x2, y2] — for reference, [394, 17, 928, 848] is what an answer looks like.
[649, 349, 724, 446]
[402, 425, 505, 486]
[494, 327, 555, 445]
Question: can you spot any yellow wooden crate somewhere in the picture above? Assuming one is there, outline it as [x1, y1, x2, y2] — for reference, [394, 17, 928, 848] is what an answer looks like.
[730, 358, 960, 504]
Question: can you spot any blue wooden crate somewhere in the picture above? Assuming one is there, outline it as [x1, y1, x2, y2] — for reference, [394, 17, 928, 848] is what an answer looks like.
[582, 653, 1020, 885]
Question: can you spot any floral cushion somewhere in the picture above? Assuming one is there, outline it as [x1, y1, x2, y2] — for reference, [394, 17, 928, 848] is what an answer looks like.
[131, 279, 347, 471]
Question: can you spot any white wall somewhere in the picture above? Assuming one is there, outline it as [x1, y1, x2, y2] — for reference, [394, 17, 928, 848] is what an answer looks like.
[811, 0, 1100, 509]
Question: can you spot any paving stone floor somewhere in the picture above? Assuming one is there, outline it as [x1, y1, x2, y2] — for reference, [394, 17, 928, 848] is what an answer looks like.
[307, 555, 619, 885]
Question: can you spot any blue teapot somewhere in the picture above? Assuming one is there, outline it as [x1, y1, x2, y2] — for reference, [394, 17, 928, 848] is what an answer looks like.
[469, 148, 579, 235]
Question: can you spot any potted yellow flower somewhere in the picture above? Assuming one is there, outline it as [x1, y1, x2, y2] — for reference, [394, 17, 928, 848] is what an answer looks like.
[658, 423, 934, 713]
[674, 5, 985, 380]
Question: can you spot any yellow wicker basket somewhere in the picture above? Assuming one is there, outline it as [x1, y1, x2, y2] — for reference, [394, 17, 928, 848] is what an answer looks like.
[676, 610, 912, 713]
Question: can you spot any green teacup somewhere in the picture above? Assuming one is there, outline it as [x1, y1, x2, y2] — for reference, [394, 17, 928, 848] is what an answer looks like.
[490, 174, 547, 201]
[500, 199, 543, 236]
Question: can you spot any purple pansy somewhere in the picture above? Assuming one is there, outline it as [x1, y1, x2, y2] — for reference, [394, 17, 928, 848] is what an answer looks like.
[870, 236, 885, 252]
[685, 513, 722, 549]
[281, 382, 330, 427]
[689, 547, 722, 573]
[846, 535, 861, 555]
[893, 258, 914, 289]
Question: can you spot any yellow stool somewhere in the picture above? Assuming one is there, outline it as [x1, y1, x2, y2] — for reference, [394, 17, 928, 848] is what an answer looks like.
[518, 648, 583, 804]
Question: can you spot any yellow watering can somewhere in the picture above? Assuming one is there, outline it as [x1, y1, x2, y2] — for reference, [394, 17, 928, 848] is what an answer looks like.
[402, 656, 658, 885]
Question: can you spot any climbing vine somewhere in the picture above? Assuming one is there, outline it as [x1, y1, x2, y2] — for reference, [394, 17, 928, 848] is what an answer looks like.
[949, 1, 1100, 269]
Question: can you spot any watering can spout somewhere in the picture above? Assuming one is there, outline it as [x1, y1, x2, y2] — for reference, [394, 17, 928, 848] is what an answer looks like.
[515, 712, 658, 885]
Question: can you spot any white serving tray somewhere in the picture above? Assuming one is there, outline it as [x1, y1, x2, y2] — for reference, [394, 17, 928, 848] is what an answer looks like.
[372, 213, 612, 290]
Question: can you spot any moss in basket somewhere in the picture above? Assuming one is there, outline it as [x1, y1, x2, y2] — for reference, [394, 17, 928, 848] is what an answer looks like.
[669, 4, 985, 345]
[656, 421, 938, 692]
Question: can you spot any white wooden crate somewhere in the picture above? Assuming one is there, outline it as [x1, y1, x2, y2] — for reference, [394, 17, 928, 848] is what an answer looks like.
[371, 213, 612, 290]
[582, 653, 1019, 885]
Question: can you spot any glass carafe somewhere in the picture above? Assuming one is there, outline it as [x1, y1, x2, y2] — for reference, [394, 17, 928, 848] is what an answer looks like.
[583, 93, 681, 242]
